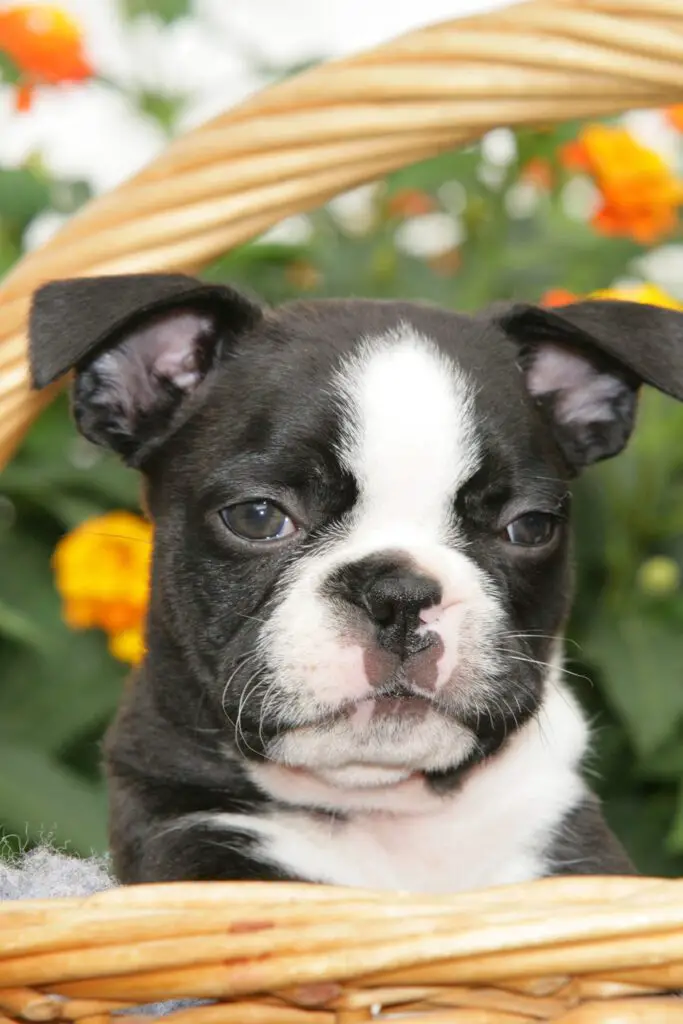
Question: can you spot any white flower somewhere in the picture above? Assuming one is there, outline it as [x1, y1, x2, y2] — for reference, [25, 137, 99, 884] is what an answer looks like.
[505, 181, 540, 219]
[328, 184, 381, 236]
[561, 177, 600, 223]
[637, 246, 683, 301]
[395, 212, 463, 259]
[0, 82, 166, 193]
[481, 128, 517, 168]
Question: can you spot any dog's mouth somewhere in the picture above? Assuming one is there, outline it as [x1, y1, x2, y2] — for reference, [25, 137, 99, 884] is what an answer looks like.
[370, 694, 431, 715]
[354, 679, 433, 719]
[307, 678, 442, 730]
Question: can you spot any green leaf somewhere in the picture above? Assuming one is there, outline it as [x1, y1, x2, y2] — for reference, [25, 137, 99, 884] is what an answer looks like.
[583, 613, 683, 758]
[0, 52, 20, 86]
[0, 741, 108, 854]
[0, 223, 20, 276]
[3, 397, 141, 515]
[640, 729, 683, 782]
[606, 791, 683, 877]
[0, 527, 127, 754]
[136, 91, 185, 134]
[668, 780, 683, 852]
[663, 780, 683, 855]
[122, 0, 191, 23]
[0, 167, 51, 231]
[0, 599, 45, 650]
[387, 148, 480, 196]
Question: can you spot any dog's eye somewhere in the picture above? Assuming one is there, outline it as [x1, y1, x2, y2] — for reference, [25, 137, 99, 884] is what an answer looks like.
[220, 500, 297, 542]
[505, 512, 557, 547]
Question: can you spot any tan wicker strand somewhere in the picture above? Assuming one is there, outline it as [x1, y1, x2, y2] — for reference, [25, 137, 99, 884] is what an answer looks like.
[0, 991, 65, 1023]
[354, 983, 571, 1017]
[554, 1002, 683, 1024]
[0, 992, 133, 1024]
[2, 0, 683, 465]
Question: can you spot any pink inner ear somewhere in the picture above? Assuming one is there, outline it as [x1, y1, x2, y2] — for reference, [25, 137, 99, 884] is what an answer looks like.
[526, 342, 624, 426]
[90, 308, 216, 426]
[143, 311, 214, 391]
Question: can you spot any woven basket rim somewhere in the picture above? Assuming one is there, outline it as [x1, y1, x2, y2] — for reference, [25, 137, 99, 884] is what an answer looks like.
[3, 875, 683, 1021]
[4, 2, 683, 1020]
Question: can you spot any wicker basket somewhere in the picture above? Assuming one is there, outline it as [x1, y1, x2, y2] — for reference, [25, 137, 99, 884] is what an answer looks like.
[3, 1, 683, 1021]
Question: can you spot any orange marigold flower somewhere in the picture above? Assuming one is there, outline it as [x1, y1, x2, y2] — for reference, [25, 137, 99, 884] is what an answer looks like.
[386, 189, 436, 219]
[559, 139, 590, 173]
[521, 157, 553, 190]
[0, 5, 93, 110]
[14, 81, 34, 111]
[560, 124, 683, 245]
[540, 288, 579, 307]
[53, 511, 152, 666]
[667, 105, 683, 133]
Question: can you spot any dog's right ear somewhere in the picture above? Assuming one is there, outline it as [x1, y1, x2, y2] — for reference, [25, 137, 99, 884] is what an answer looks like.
[29, 273, 263, 466]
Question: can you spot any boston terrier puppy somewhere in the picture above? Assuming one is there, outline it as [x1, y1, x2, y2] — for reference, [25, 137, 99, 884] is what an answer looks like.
[30, 273, 683, 891]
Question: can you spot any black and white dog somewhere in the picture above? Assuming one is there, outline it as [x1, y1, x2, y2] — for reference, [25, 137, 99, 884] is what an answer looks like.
[30, 273, 683, 890]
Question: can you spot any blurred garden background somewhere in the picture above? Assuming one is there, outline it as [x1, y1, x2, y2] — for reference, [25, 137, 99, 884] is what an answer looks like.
[2, 0, 683, 874]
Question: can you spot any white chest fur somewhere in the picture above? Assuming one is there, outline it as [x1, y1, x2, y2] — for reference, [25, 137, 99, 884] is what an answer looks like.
[197, 682, 589, 893]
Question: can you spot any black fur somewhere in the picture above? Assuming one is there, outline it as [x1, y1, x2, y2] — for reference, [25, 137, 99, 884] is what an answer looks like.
[547, 795, 635, 876]
[28, 278, 681, 887]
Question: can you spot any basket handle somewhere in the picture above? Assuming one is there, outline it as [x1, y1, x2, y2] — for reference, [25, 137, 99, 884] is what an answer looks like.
[1, 0, 682, 467]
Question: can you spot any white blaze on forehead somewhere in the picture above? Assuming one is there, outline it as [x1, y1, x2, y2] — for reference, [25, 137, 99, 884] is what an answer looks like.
[335, 326, 479, 535]
[258, 323, 499, 724]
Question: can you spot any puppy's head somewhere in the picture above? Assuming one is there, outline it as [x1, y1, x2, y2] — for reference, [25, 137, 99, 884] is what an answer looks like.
[29, 275, 683, 795]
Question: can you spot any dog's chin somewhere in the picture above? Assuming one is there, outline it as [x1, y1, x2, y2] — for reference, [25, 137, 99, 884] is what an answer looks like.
[265, 700, 477, 790]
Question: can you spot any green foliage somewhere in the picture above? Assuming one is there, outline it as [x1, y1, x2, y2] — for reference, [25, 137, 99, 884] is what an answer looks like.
[2, 109, 683, 875]
[0, 51, 21, 86]
[121, 0, 191, 24]
[136, 91, 186, 134]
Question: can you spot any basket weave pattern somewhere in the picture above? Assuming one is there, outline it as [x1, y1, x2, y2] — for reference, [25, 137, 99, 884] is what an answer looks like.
[4, 877, 683, 1022]
[3, 1, 683, 1021]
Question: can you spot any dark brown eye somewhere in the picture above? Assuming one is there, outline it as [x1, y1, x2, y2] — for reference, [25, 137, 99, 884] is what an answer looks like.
[505, 512, 558, 547]
[220, 500, 297, 542]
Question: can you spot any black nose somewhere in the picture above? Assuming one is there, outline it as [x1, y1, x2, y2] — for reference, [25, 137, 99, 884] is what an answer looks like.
[362, 569, 442, 657]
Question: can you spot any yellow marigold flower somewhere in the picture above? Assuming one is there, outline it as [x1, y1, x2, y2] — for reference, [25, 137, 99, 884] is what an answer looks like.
[541, 282, 683, 313]
[108, 626, 146, 667]
[561, 124, 683, 245]
[53, 512, 152, 666]
[589, 283, 683, 311]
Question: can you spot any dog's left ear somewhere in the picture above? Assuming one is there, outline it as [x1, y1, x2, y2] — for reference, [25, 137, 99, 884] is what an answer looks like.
[29, 273, 263, 466]
[499, 300, 683, 472]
